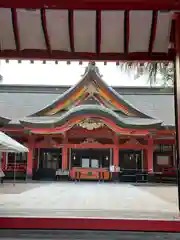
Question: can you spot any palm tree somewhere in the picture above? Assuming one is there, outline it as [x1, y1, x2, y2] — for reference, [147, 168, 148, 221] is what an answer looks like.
[119, 62, 174, 87]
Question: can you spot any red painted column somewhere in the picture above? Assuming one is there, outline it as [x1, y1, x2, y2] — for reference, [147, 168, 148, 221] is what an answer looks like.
[26, 144, 33, 179]
[175, 14, 180, 211]
[113, 146, 119, 167]
[2, 152, 6, 170]
[62, 146, 68, 170]
[147, 137, 154, 173]
[113, 134, 119, 167]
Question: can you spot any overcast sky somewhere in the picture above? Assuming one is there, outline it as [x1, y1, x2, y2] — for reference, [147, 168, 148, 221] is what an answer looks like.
[0, 60, 161, 86]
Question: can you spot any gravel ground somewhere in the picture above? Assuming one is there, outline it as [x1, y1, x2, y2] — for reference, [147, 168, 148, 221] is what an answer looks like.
[140, 185, 178, 204]
[0, 182, 178, 220]
[0, 182, 50, 194]
[0, 182, 178, 205]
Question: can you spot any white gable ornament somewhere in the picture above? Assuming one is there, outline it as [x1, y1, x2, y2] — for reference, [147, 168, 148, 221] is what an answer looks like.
[85, 83, 99, 96]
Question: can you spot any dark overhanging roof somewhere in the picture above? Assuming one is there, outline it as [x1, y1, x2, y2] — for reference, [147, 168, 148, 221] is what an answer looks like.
[0, 84, 174, 127]
[0, 84, 174, 95]
[0, 117, 11, 126]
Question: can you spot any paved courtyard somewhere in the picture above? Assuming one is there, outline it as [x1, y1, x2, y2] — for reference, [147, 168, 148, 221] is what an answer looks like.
[0, 182, 179, 219]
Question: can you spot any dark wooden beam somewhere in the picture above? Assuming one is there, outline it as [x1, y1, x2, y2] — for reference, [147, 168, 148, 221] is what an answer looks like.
[124, 10, 129, 54]
[96, 10, 101, 55]
[0, 0, 180, 10]
[41, 9, 51, 53]
[148, 11, 158, 55]
[68, 10, 74, 53]
[0, 50, 174, 61]
[11, 8, 20, 51]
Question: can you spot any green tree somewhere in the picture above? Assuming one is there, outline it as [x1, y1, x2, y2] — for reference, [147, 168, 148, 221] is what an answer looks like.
[119, 62, 174, 87]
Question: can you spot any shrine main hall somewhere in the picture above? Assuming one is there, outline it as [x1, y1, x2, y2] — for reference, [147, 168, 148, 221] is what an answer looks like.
[0, 63, 176, 182]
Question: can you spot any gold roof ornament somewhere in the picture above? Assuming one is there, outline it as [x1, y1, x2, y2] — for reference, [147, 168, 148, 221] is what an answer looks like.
[77, 118, 104, 130]
[81, 138, 101, 144]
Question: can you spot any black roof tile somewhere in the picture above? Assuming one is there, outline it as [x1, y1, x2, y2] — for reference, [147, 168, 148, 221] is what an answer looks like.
[0, 85, 174, 126]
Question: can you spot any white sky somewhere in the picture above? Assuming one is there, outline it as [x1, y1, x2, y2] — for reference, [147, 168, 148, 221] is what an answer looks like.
[0, 60, 161, 86]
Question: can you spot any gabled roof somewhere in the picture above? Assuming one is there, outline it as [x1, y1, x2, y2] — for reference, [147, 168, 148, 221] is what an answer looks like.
[16, 65, 165, 131]
[32, 62, 154, 119]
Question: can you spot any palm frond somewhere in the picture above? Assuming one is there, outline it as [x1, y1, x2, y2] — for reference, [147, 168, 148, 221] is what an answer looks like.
[119, 62, 174, 86]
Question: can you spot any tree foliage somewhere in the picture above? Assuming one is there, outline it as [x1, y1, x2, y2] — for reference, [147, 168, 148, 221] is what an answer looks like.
[119, 62, 174, 86]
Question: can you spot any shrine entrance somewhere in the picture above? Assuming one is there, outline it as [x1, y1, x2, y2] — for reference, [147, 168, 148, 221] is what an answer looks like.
[119, 150, 144, 182]
[36, 148, 62, 180]
[71, 148, 111, 169]
[69, 148, 112, 180]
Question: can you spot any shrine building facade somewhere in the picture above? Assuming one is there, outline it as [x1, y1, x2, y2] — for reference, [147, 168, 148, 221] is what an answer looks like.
[0, 63, 176, 182]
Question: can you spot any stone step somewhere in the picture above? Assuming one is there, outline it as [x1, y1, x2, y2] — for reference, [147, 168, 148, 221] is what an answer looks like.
[0, 208, 177, 219]
[0, 230, 180, 240]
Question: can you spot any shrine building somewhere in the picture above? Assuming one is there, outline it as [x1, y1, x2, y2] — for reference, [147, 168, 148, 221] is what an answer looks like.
[0, 63, 176, 182]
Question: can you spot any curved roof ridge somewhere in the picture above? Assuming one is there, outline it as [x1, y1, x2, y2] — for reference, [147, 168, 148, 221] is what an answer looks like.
[21, 104, 162, 129]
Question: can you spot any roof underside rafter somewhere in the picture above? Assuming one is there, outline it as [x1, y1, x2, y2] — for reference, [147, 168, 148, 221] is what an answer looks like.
[0, 8, 175, 61]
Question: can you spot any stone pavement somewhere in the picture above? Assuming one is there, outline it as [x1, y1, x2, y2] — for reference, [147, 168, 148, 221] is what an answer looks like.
[0, 230, 180, 240]
[0, 182, 178, 219]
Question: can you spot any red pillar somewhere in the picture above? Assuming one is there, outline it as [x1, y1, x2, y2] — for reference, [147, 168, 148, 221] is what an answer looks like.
[113, 134, 119, 167]
[62, 146, 68, 170]
[147, 137, 154, 173]
[2, 152, 6, 170]
[175, 13, 180, 211]
[113, 146, 119, 167]
[26, 145, 33, 179]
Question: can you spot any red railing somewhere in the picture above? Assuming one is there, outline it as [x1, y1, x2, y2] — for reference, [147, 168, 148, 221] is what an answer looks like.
[3, 163, 26, 172]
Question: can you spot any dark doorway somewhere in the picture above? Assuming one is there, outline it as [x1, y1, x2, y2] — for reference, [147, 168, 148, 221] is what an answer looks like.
[119, 149, 143, 182]
[36, 148, 62, 180]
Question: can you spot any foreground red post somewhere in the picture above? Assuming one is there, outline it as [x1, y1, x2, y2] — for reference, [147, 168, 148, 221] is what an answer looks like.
[174, 13, 180, 211]
[147, 137, 154, 173]
[26, 143, 33, 179]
